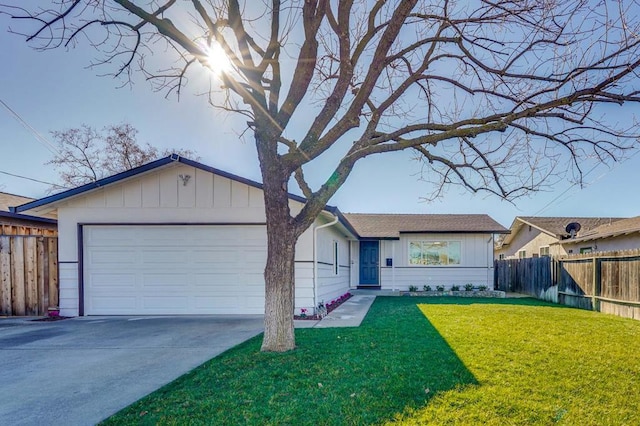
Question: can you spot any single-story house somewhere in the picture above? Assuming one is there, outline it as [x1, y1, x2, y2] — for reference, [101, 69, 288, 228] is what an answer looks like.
[553, 215, 640, 254]
[495, 216, 624, 259]
[13, 155, 508, 317]
[0, 191, 57, 236]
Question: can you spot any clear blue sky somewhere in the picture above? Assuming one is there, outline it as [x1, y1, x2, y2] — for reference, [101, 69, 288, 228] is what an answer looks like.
[1, 13, 639, 228]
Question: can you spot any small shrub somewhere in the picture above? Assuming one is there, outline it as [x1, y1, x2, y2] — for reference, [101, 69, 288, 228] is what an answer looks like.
[408, 285, 418, 292]
[479, 285, 488, 291]
[424, 285, 432, 292]
[436, 285, 445, 292]
[451, 285, 460, 292]
[464, 283, 474, 291]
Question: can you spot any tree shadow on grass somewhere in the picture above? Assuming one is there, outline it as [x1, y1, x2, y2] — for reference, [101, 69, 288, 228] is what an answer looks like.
[103, 296, 480, 425]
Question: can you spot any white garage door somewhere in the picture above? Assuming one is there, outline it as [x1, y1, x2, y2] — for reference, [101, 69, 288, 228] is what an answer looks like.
[83, 225, 267, 315]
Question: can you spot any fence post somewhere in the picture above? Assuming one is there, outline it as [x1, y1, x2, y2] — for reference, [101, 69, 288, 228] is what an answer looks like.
[592, 256, 601, 312]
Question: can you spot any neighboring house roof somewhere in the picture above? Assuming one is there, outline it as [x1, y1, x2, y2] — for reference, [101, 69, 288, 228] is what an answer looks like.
[499, 216, 624, 248]
[0, 191, 58, 226]
[342, 213, 509, 239]
[0, 191, 34, 212]
[556, 215, 640, 245]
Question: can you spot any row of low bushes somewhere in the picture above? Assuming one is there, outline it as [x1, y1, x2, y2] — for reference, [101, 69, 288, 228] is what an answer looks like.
[408, 284, 488, 292]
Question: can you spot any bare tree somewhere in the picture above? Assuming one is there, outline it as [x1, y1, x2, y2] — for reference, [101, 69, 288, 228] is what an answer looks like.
[48, 122, 197, 189]
[4, 0, 640, 351]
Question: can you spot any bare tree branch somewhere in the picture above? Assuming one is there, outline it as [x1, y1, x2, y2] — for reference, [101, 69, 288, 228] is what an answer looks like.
[7, 0, 640, 352]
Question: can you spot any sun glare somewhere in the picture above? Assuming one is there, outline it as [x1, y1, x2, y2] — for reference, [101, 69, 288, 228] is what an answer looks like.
[204, 42, 232, 77]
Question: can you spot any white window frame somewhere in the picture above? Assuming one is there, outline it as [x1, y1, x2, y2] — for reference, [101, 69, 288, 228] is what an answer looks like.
[540, 246, 550, 257]
[518, 250, 526, 259]
[333, 240, 339, 275]
[408, 240, 462, 266]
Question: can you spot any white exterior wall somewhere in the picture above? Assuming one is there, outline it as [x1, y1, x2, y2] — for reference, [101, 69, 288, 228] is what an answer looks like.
[314, 222, 351, 311]
[58, 262, 79, 314]
[52, 163, 315, 316]
[495, 226, 564, 259]
[379, 233, 495, 290]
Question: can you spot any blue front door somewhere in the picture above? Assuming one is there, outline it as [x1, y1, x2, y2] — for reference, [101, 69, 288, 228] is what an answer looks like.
[359, 241, 380, 286]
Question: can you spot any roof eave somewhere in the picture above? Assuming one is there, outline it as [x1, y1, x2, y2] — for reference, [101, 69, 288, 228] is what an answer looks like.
[558, 227, 640, 245]
[0, 211, 58, 225]
[12, 155, 339, 217]
[516, 217, 561, 238]
[399, 230, 509, 234]
[13, 155, 180, 213]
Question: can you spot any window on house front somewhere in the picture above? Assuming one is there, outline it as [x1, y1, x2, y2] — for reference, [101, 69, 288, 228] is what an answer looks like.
[580, 247, 593, 254]
[498, 254, 505, 260]
[409, 241, 461, 266]
[540, 246, 550, 257]
[333, 240, 339, 275]
[518, 250, 526, 259]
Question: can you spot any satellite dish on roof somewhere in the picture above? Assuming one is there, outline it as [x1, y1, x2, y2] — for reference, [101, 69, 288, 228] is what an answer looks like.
[565, 222, 581, 238]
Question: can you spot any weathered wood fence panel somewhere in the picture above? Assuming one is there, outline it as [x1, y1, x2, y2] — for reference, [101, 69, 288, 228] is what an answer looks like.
[0, 236, 58, 316]
[494, 257, 553, 300]
[496, 249, 640, 321]
[558, 257, 594, 310]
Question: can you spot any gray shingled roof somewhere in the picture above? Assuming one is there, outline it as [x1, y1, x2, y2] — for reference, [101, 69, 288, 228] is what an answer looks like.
[342, 213, 508, 238]
[558, 215, 640, 244]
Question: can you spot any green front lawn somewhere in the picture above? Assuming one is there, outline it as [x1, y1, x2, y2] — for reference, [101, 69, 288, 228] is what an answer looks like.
[104, 297, 640, 425]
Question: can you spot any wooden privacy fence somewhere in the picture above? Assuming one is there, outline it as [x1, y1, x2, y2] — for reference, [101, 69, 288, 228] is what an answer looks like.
[495, 250, 640, 321]
[494, 257, 554, 301]
[0, 236, 58, 316]
[558, 250, 640, 320]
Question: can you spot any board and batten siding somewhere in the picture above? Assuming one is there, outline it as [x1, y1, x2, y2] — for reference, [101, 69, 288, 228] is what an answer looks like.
[350, 233, 495, 290]
[52, 163, 316, 316]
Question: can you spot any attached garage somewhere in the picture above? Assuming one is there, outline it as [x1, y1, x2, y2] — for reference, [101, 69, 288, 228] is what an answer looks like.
[82, 225, 267, 315]
[11, 155, 356, 317]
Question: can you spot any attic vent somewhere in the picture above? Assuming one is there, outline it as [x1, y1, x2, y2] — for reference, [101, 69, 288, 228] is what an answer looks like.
[565, 222, 581, 239]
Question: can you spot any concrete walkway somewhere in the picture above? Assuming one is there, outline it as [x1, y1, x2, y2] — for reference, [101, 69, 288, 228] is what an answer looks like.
[294, 293, 377, 328]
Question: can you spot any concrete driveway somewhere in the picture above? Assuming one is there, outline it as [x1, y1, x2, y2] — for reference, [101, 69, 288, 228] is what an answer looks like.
[0, 315, 264, 426]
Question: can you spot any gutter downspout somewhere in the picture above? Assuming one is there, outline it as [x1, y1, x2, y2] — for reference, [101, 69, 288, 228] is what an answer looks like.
[313, 213, 339, 314]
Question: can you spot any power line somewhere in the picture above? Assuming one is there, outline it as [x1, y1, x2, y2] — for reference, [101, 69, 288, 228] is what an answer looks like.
[0, 169, 67, 189]
[0, 97, 63, 157]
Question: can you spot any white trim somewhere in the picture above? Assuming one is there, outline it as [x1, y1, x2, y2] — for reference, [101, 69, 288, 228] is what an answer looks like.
[335, 241, 339, 274]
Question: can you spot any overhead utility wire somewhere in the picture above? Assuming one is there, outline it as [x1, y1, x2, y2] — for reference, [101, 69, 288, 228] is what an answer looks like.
[0, 97, 62, 157]
[0, 170, 68, 189]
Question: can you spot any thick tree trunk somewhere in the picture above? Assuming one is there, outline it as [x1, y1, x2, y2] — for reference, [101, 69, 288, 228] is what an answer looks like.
[260, 217, 297, 352]
[256, 127, 299, 352]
